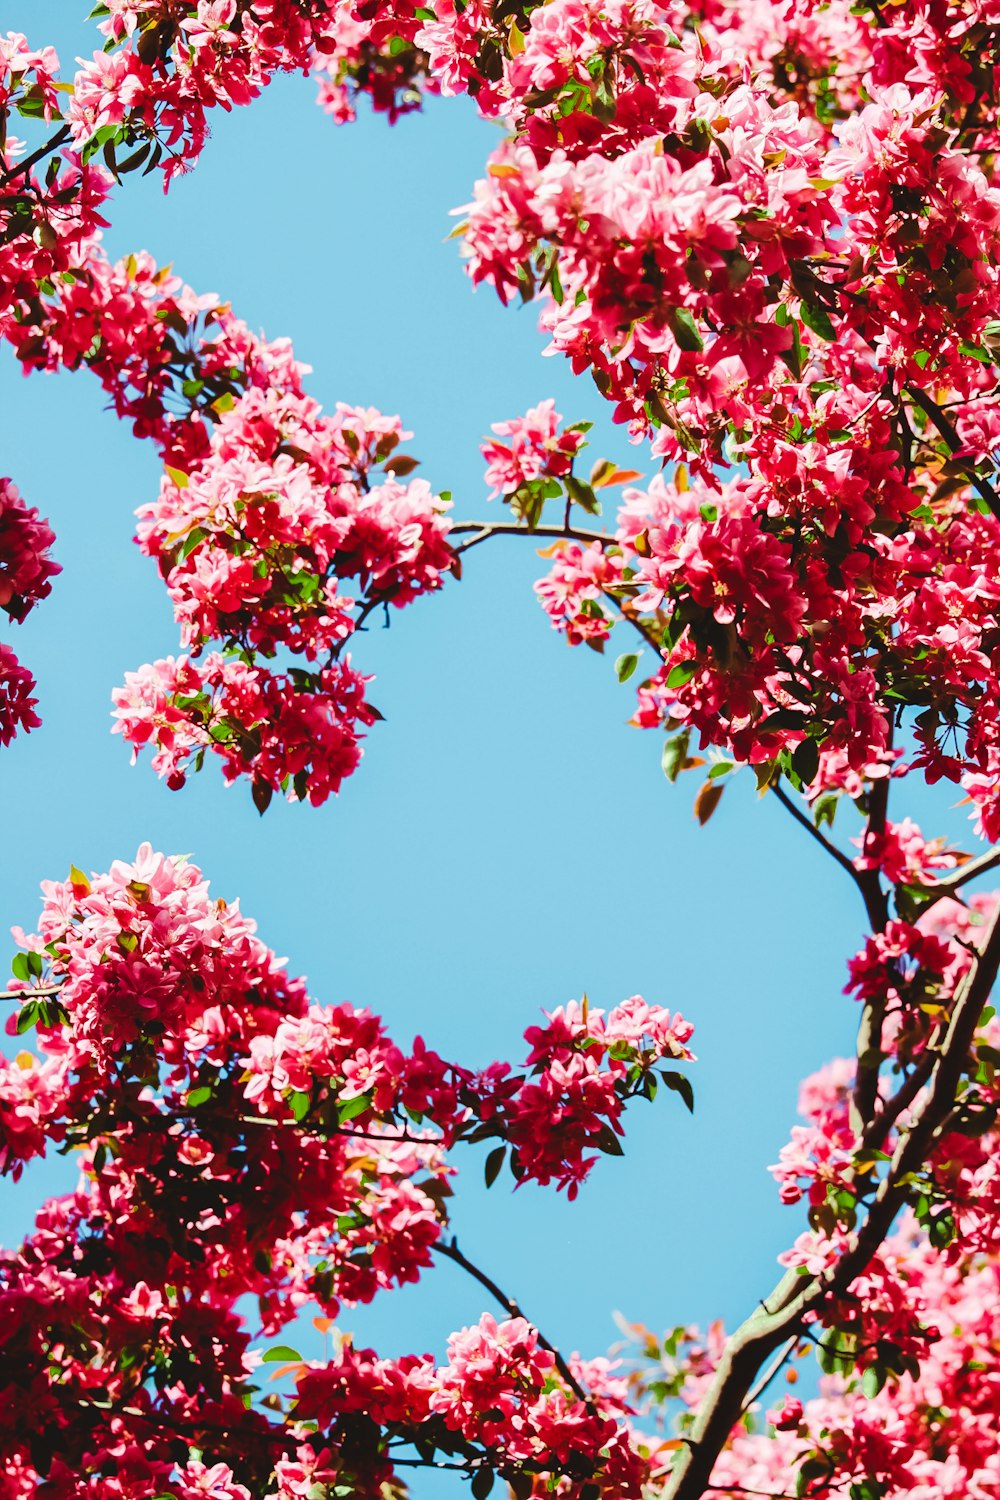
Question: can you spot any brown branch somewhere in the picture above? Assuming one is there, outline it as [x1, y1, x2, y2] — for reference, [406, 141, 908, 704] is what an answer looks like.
[0, 983, 63, 1002]
[914, 845, 1000, 914]
[663, 902, 1000, 1500]
[0, 124, 72, 186]
[450, 520, 614, 555]
[851, 771, 892, 1134]
[434, 1237, 591, 1404]
[769, 782, 868, 899]
[905, 385, 1000, 521]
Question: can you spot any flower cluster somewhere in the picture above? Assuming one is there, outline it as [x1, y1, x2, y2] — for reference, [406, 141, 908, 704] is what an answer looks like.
[0, 847, 693, 1496]
[6, 233, 455, 805]
[0, 480, 59, 746]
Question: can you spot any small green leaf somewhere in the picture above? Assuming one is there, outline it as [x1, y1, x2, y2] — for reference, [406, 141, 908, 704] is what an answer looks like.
[15, 1000, 39, 1035]
[615, 652, 639, 683]
[800, 301, 836, 341]
[11, 953, 30, 982]
[288, 1090, 311, 1122]
[484, 1145, 506, 1188]
[661, 1071, 694, 1113]
[667, 661, 697, 689]
[186, 1086, 213, 1108]
[595, 1123, 624, 1155]
[262, 1345, 303, 1363]
[861, 1363, 885, 1398]
[791, 737, 820, 786]
[661, 729, 691, 784]
[668, 307, 704, 352]
[337, 1091, 372, 1125]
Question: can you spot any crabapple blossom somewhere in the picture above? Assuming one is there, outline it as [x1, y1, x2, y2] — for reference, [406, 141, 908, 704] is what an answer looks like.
[0, 848, 695, 1495]
[9, 0, 1000, 1497]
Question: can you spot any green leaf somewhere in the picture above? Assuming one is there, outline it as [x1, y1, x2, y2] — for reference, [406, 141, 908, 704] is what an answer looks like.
[615, 652, 639, 683]
[791, 737, 820, 786]
[288, 1090, 311, 1123]
[186, 1086, 213, 1108]
[564, 474, 600, 516]
[11, 953, 30, 982]
[337, 1091, 373, 1125]
[661, 1071, 694, 1113]
[595, 1123, 624, 1155]
[667, 660, 697, 689]
[15, 1000, 38, 1035]
[668, 307, 704, 352]
[661, 729, 691, 784]
[800, 301, 836, 341]
[179, 527, 206, 561]
[778, 316, 805, 380]
[861, 1363, 886, 1398]
[262, 1345, 303, 1364]
[484, 1145, 506, 1188]
[817, 1325, 857, 1376]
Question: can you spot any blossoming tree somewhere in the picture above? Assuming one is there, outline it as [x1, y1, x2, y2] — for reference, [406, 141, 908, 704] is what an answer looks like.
[5, 1, 1000, 1497]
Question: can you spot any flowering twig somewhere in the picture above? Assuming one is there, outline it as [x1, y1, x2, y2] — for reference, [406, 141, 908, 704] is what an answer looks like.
[449, 520, 613, 555]
[663, 902, 1000, 1500]
[0, 124, 71, 186]
[434, 1237, 591, 1404]
[0, 982, 62, 1002]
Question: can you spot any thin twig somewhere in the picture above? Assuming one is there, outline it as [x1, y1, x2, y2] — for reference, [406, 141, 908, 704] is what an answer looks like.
[450, 520, 613, 555]
[1, 124, 72, 186]
[915, 846, 1000, 913]
[0, 983, 63, 1002]
[663, 903, 1000, 1500]
[851, 768, 892, 1133]
[769, 782, 865, 891]
[740, 1337, 799, 1415]
[434, 1237, 591, 1404]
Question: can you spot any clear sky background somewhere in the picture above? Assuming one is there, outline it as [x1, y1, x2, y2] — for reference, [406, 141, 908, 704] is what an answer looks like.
[0, 4, 981, 1489]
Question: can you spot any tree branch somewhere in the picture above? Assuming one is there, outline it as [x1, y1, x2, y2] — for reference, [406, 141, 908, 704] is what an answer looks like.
[0, 982, 63, 1002]
[434, 1237, 590, 1404]
[851, 773, 892, 1133]
[449, 520, 614, 555]
[0, 124, 71, 187]
[740, 1337, 799, 1416]
[914, 845, 1000, 913]
[905, 385, 1000, 521]
[769, 781, 866, 897]
[662, 902, 1000, 1500]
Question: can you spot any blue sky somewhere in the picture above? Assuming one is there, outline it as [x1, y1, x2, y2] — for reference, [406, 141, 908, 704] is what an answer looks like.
[1, 4, 979, 1488]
